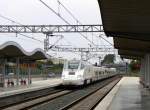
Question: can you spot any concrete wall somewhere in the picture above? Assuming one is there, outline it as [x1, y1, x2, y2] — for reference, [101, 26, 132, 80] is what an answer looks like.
[140, 54, 150, 88]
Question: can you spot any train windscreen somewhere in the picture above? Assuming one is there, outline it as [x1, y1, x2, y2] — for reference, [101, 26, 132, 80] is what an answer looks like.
[68, 61, 79, 70]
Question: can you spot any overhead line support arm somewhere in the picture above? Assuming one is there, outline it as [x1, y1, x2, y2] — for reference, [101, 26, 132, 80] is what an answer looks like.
[0, 25, 103, 33]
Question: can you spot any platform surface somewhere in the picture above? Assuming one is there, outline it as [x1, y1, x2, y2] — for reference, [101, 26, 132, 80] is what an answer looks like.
[108, 77, 141, 110]
[0, 78, 62, 97]
[95, 77, 150, 110]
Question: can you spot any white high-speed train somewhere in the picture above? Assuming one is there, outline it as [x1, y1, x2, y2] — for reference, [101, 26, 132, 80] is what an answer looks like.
[61, 60, 117, 85]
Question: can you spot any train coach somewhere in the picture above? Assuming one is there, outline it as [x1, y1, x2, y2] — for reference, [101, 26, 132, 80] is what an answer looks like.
[61, 59, 117, 85]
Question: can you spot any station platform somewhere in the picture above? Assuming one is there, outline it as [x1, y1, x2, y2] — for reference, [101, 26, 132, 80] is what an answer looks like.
[95, 77, 150, 110]
[0, 78, 62, 98]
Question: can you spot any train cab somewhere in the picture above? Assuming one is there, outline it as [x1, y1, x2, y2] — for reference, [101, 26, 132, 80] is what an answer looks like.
[61, 59, 117, 86]
[61, 60, 85, 85]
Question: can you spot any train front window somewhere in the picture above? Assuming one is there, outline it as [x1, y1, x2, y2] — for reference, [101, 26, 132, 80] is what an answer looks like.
[68, 61, 79, 70]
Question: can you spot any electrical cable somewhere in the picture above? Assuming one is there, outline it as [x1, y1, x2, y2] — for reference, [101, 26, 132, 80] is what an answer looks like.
[0, 14, 44, 44]
[39, 0, 97, 46]
[99, 34, 113, 46]
[0, 14, 87, 59]
[56, 0, 115, 59]
[57, 0, 114, 48]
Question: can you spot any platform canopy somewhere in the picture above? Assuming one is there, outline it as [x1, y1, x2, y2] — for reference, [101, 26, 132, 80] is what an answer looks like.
[98, 0, 150, 59]
[0, 41, 49, 60]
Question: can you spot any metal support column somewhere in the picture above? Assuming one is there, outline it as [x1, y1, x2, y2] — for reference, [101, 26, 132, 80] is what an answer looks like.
[43, 64, 47, 80]
[147, 55, 149, 87]
[16, 58, 20, 85]
[148, 54, 150, 87]
[2, 58, 7, 87]
[81, 51, 84, 60]
[44, 34, 50, 52]
[140, 59, 144, 83]
[85, 52, 89, 61]
[145, 55, 149, 87]
[28, 63, 32, 84]
[98, 57, 101, 66]
[144, 57, 146, 86]
[145, 55, 148, 86]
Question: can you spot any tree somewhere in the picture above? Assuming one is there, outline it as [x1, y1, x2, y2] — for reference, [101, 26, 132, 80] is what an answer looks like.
[36, 60, 45, 70]
[46, 60, 53, 65]
[36, 60, 53, 70]
[101, 54, 115, 65]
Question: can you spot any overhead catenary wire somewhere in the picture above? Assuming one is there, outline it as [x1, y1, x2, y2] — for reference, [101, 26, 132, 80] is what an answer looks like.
[99, 34, 113, 46]
[49, 35, 64, 49]
[0, 16, 91, 60]
[57, 1, 117, 60]
[63, 37, 77, 47]
[39, 0, 70, 24]
[57, 0, 82, 25]
[0, 1, 115, 60]
[56, 0, 114, 47]
[56, 0, 116, 61]
[19, 33, 44, 43]
[0, 14, 22, 25]
[39, 0, 116, 60]
[0, 14, 44, 44]
[38, 0, 97, 46]
[0, 14, 81, 56]
[0, 14, 74, 47]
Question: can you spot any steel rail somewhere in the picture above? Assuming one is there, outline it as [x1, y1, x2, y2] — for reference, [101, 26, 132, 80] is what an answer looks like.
[28, 76, 119, 110]
[1, 88, 70, 110]
[61, 77, 121, 110]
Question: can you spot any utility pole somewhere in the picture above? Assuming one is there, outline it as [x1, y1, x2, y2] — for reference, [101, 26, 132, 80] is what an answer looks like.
[44, 33, 50, 52]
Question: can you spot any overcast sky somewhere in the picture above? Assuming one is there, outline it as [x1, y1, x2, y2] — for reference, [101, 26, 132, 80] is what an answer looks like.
[0, 0, 115, 62]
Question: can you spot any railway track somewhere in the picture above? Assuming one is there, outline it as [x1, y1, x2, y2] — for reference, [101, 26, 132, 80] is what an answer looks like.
[61, 78, 120, 110]
[1, 85, 74, 110]
[3, 90, 73, 110]
[2, 76, 121, 110]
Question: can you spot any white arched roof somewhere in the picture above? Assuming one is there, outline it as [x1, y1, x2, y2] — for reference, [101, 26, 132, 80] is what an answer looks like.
[0, 41, 49, 60]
